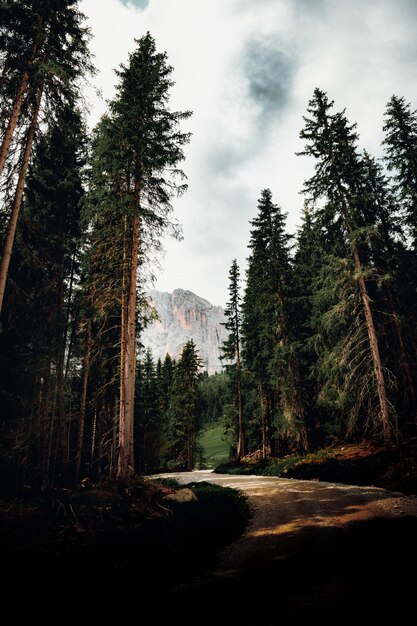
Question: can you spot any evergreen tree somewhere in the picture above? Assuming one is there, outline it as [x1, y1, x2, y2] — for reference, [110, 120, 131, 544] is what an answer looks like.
[0, 0, 94, 310]
[0, 104, 87, 487]
[383, 95, 417, 247]
[299, 88, 396, 443]
[135, 349, 161, 472]
[167, 340, 202, 471]
[242, 189, 306, 456]
[86, 33, 191, 483]
[221, 259, 245, 459]
[292, 208, 325, 443]
[159, 353, 175, 418]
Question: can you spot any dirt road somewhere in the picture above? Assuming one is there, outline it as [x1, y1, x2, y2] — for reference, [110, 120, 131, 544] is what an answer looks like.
[158, 471, 417, 625]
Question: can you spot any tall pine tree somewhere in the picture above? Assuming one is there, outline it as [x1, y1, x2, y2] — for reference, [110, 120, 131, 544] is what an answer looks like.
[299, 88, 396, 443]
[221, 259, 245, 460]
[86, 33, 191, 483]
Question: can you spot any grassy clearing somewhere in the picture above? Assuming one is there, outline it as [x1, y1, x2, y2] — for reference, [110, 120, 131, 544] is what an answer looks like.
[199, 425, 232, 468]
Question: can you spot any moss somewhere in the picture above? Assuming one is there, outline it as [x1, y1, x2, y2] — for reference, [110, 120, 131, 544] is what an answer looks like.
[214, 441, 417, 495]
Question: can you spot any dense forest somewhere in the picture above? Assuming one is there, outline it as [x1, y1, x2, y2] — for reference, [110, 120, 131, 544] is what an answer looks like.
[1, 1, 417, 495]
[223, 90, 417, 460]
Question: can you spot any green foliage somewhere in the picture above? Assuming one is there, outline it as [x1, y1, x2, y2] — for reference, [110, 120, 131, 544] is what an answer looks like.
[3, 6, 417, 499]
[199, 371, 229, 425]
[0, 104, 87, 488]
[241, 189, 307, 455]
[383, 95, 417, 246]
[166, 340, 202, 471]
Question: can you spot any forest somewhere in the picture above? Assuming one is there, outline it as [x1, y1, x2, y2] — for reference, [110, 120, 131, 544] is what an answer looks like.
[1, 0, 417, 498]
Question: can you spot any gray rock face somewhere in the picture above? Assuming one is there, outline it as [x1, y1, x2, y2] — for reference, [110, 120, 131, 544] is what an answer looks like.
[141, 289, 227, 374]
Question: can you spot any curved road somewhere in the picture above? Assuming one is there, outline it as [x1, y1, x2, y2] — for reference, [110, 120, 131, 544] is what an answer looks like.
[157, 471, 417, 625]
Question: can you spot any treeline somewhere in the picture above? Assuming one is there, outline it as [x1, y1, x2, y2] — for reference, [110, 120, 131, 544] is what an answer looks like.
[0, 2, 192, 491]
[2, 2, 417, 492]
[223, 89, 417, 460]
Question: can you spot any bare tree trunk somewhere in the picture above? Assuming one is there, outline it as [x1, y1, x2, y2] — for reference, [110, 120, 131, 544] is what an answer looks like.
[73, 321, 92, 486]
[44, 368, 56, 488]
[351, 241, 395, 443]
[56, 246, 70, 483]
[0, 84, 44, 311]
[187, 423, 195, 471]
[118, 214, 128, 477]
[236, 338, 245, 460]
[118, 200, 140, 484]
[64, 247, 77, 381]
[91, 405, 97, 468]
[0, 38, 39, 177]
[259, 383, 267, 459]
[56, 345, 69, 482]
[385, 291, 417, 411]
[110, 397, 118, 479]
[339, 190, 395, 444]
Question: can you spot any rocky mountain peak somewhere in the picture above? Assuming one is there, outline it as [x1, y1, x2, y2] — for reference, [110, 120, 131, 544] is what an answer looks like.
[140, 289, 227, 374]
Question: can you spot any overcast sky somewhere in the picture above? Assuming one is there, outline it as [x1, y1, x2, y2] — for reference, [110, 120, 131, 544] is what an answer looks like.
[81, 0, 417, 306]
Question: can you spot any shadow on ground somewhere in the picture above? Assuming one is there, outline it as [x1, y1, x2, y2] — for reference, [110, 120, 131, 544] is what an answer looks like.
[168, 515, 417, 625]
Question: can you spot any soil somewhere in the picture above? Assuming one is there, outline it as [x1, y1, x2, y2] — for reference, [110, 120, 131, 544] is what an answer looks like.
[159, 470, 417, 625]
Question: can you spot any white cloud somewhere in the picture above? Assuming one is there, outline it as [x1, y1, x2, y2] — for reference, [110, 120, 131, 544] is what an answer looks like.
[81, 0, 417, 305]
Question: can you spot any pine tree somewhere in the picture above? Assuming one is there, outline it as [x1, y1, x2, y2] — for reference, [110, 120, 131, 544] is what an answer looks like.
[159, 353, 175, 417]
[292, 207, 324, 443]
[86, 33, 191, 484]
[241, 189, 306, 456]
[135, 349, 161, 472]
[0, 0, 94, 311]
[0, 103, 87, 487]
[383, 95, 417, 248]
[221, 260, 245, 459]
[299, 88, 396, 443]
[167, 340, 202, 471]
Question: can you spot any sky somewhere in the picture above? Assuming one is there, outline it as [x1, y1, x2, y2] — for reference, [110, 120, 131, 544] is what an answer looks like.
[80, 0, 417, 306]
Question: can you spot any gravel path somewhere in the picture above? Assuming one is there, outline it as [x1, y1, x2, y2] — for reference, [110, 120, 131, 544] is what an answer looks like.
[155, 471, 417, 625]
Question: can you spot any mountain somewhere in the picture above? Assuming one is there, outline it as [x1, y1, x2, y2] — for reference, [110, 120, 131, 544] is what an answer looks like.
[140, 289, 228, 374]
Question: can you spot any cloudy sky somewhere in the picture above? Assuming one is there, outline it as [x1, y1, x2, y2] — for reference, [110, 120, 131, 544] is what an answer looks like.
[81, 0, 417, 306]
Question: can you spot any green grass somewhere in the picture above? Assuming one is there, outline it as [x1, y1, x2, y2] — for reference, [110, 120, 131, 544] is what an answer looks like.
[199, 425, 232, 469]
[215, 448, 336, 477]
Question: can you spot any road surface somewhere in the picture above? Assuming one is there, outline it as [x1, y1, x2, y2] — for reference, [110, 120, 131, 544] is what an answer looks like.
[156, 471, 417, 625]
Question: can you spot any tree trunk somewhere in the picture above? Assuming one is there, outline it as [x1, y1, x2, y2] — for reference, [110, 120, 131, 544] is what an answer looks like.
[0, 83, 44, 311]
[73, 321, 92, 486]
[351, 241, 395, 443]
[56, 243, 72, 483]
[236, 336, 245, 460]
[118, 201, 140, 484]
[90, 398, 97, 466]
[64, 247, 77, 381]
[56, 341, 69, 482]
[187, 423, 195, 471]
[0, 37, 39, 177]
[339, 190, 395, 444]
[259, 383, 267, 459]
[385, 290, 417, 411]
[43, 366, 55, 489]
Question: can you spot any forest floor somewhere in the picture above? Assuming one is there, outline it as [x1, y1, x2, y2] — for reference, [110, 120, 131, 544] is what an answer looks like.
[159, 470, 417, 625]
[215, 439, 417, 494]
[0, 478, 249, 595]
